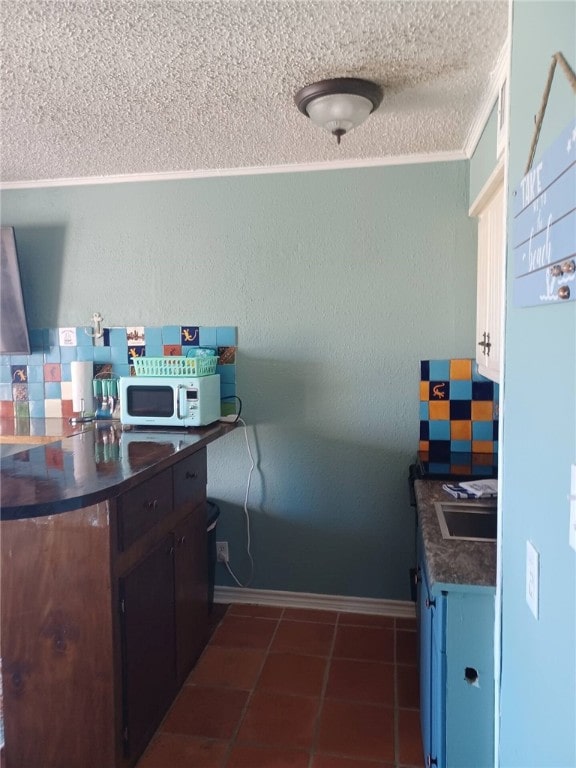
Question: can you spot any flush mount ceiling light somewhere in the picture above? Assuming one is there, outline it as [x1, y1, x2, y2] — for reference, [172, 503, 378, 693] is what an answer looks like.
[295, 77, 383, 144]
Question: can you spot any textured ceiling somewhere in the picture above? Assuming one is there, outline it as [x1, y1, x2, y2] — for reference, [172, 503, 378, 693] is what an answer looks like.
[0, 0, 508, 185]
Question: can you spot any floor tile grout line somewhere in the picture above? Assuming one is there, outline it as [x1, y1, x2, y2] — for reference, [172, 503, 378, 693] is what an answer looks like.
[141, 608, 233, 761]
[219, 604, 286, 763]
[163, 605, 286, 765]
[306, 611, 341, 767]
[139, 606, 421, 767]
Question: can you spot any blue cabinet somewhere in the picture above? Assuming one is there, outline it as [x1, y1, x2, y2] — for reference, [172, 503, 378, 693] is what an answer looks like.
[418, 533, 495, 767]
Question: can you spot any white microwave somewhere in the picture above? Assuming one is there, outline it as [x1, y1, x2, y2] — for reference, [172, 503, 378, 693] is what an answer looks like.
[119, 374, 221, 428]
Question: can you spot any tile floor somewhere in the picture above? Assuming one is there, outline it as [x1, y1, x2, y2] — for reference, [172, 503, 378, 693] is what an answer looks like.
[136, 604, 423, 768]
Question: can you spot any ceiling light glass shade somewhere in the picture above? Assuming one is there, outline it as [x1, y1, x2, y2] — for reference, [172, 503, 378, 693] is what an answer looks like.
[305, 93, 375, 137]
[295, 77, 383, 144]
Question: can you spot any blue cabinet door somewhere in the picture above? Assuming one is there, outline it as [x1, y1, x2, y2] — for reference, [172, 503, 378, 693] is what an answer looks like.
[418, 533, 495, 767]
[444, 592, 495, 767]
[419, 553, 446, 767]
[430, 594, 446, 768]
[418, 560, 433, 761]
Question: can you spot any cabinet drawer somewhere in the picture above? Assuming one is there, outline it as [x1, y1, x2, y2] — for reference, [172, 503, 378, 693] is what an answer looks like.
[117, 470, 174, 551]
[173, 450, 207, 510]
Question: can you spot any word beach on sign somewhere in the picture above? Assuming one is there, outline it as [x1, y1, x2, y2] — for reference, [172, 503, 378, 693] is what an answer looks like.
[513, 118, 576, 307]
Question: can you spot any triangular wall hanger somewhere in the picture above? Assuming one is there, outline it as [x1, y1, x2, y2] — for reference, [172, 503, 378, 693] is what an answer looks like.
[525, 51, 576, 173]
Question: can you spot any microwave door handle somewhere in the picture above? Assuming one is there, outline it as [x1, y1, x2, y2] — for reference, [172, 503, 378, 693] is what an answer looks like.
[177, 385, 186, 420]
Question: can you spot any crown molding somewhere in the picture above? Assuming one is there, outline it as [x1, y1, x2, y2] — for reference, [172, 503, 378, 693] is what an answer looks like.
[464, 40, 511, 159]
[0, 149, 467, 191]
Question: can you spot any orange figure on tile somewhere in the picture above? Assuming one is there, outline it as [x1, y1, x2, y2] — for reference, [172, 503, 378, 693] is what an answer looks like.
[182, 328, 198, 343]
[431, 382, 447, 399]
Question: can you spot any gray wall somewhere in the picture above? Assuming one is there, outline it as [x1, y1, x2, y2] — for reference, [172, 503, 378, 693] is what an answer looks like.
[499, 1, 576, 764]
[1, 161, 476, 600]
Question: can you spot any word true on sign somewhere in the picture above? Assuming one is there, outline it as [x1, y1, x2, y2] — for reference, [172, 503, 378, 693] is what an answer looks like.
[513, 118, 576, 307]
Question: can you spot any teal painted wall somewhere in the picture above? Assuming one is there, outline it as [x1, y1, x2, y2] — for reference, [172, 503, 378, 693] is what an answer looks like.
[469, 103, 499, 206]
[499, 2, 576, 764]
[1, 162, 476, 600]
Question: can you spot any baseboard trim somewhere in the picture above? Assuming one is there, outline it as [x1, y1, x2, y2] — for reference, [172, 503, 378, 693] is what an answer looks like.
[213, 586, 416, 618]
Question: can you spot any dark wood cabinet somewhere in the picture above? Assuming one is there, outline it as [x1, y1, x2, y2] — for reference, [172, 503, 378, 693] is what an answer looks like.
[117, 448, 208, 763]
[117, 468, 174, 551]
[119, 508, 208, 759]
[174, 510, 208, 684]
[1, 444, 210, 768]
[173, 451, 207, 509]
[120, 534, 177, 760]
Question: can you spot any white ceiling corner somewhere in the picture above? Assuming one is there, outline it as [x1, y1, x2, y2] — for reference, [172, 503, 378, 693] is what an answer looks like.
[0, 0, 509, 188]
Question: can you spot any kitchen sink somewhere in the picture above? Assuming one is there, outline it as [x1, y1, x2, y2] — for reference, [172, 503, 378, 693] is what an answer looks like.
[434, 501, 497, 541]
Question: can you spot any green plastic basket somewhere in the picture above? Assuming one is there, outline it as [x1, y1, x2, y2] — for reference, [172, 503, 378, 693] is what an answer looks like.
[132, 356, 218, 377]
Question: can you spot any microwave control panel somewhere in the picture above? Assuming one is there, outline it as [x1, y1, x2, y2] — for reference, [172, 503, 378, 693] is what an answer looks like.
[181, 386, 199, 414]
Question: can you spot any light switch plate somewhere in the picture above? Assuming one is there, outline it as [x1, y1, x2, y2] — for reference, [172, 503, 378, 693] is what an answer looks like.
[526, 540, 539, 620]
[569, 464, 576, 552]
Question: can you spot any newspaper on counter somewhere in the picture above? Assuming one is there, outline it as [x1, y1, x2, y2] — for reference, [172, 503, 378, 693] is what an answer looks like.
[442, 478, 498, 499]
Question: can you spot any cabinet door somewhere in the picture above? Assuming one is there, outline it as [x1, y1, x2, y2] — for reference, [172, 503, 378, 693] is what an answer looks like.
[119, 534, 176, 760]
[174, 508, 209, 684]
[444, 592, 495, 768]
[419, 558, 446, 768]
[418, 562, 434, 763]
[430, 596, 446, 768]
[475, 172, 505, 382]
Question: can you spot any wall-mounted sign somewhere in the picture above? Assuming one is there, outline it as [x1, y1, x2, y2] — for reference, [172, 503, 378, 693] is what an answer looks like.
[513, 118, 576, 306]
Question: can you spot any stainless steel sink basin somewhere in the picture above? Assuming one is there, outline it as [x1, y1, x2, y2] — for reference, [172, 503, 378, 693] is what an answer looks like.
[434, 501, 497, 541]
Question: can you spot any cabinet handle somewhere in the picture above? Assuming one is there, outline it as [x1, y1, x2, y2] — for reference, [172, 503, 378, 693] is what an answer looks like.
[168, 546, 174, 556]
[425, 597, 436, 609]
[478, 331, 492, 355]
[177, 535, 186, 546]
[414, 568, 422, 585]
[185, 471, 198, 480]
[145, 499, 158, 511]
[426, 755, 438, 767]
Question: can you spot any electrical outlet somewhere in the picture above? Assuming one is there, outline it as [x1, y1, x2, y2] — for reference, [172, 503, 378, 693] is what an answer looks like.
[526, 540, 539, 620]
[216, 541, 229, 563]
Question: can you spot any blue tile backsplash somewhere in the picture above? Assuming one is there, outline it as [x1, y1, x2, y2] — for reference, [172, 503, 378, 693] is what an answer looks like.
[419, 357, 499, 474]
[0, 324, 237, 419]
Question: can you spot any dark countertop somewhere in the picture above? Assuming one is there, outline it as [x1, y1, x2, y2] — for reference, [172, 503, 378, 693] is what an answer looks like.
[0, 417, 89, 443]
[0, 422, 235, 520]
[415, 479, 496, 592]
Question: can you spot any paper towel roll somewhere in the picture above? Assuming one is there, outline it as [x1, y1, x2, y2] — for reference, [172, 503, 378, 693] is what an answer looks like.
[71, 361, 94, 413]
